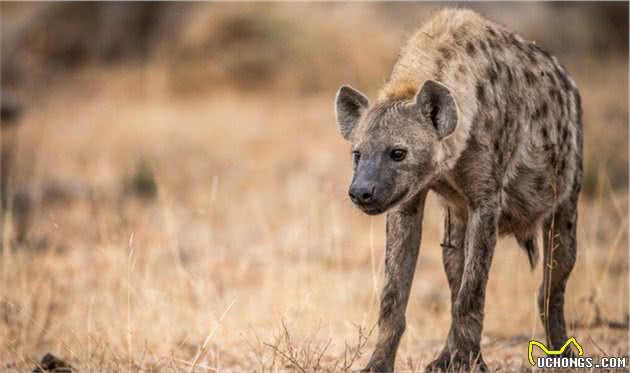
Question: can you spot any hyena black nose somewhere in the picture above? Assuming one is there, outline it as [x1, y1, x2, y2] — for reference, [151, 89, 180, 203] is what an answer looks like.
[349, 184, 375, 204]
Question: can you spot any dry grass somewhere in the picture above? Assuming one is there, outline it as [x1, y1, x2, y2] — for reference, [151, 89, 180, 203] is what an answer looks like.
[1, 3, 628, 372]
[1, 64, 627, 372]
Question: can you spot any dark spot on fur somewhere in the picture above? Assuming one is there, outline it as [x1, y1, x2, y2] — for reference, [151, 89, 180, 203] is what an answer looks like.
[494, 140, 500, 152]
[567, 221, 574, 230]
[439, 47, 453, 61]
[540, 102, 549, 118]
[476, 83, 486, 105]
[452, 27, 467, 45]
[533, 108, 541, 120]
[485, 118, 493, 130]
[458, 64, 465, 74]
[524, 69, 537, 85]
[542, 127, 549, 140]
[488, 38, 497, 50]
[562, 127, 569, 142]
[549, 88, 561, 103]
[496, 61, 503, 73]
[487, 26, 497, 37]
[487, 65, 498, 85]
[506, 68, 514, 84]
[466, 41, 476, 57]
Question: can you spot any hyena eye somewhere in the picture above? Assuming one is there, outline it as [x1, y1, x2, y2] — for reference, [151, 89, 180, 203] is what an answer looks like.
[352, 151, 361, 163]
[390, 149, 407, 162]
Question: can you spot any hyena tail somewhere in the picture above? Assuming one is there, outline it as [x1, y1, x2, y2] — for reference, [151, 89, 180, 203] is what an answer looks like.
[517, 236, 539, 270]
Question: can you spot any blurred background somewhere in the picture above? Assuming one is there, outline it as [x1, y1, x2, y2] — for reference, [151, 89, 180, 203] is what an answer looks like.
[1, 2, 628, 372]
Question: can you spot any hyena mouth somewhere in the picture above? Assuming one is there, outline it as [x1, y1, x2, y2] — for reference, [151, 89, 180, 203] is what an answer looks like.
[358, 205, 384, 216]
[359, 188, 409, 216]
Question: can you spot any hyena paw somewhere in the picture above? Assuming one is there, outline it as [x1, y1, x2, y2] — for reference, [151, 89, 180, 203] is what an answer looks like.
[358, 360, 394, 372]
[425, 350, 489, 373]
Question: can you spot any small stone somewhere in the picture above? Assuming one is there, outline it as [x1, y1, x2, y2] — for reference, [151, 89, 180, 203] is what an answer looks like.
[32, 353, 71, 373]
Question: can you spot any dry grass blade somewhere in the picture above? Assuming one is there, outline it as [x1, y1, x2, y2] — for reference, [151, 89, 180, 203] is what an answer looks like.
[187, 299, 237, 373]
[342, 323, 376, 371]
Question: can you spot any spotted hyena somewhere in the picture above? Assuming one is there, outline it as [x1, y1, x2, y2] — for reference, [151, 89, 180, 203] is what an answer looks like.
[334, 9, 582, 372]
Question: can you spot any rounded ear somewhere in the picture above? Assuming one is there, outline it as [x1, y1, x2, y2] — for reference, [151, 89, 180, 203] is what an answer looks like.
[335, 85, 369, 141]
[415, 80, 458, 139]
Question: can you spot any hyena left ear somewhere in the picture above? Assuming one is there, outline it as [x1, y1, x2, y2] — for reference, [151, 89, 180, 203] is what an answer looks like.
[335, 85, 369, 141]
[415, 80, 458, 139]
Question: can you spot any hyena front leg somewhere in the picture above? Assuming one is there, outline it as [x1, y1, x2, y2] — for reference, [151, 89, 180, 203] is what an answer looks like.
[426, 204, 497, 373]
[427, 209, 467, 368]
[363, 191, 427, 373]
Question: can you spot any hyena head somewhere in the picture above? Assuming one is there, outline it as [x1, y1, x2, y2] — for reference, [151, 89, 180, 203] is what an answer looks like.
[334, 80, 458, 215]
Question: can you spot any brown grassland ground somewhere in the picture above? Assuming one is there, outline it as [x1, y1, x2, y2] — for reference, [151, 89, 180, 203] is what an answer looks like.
[1, 3, 628, 372]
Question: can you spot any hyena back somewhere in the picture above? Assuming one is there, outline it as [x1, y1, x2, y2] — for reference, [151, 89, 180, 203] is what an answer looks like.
[334, 9, 582, 372]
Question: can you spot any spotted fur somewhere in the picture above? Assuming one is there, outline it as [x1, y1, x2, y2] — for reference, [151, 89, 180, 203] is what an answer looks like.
[335, 8, 582, 372]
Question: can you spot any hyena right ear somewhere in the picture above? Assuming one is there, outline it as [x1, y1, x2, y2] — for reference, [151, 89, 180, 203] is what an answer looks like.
[335, 85, 369, 141]
[415, 80, 458, 139]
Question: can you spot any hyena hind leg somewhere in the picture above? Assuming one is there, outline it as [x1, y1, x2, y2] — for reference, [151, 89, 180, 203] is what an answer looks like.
[538, 195, 578, 353]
